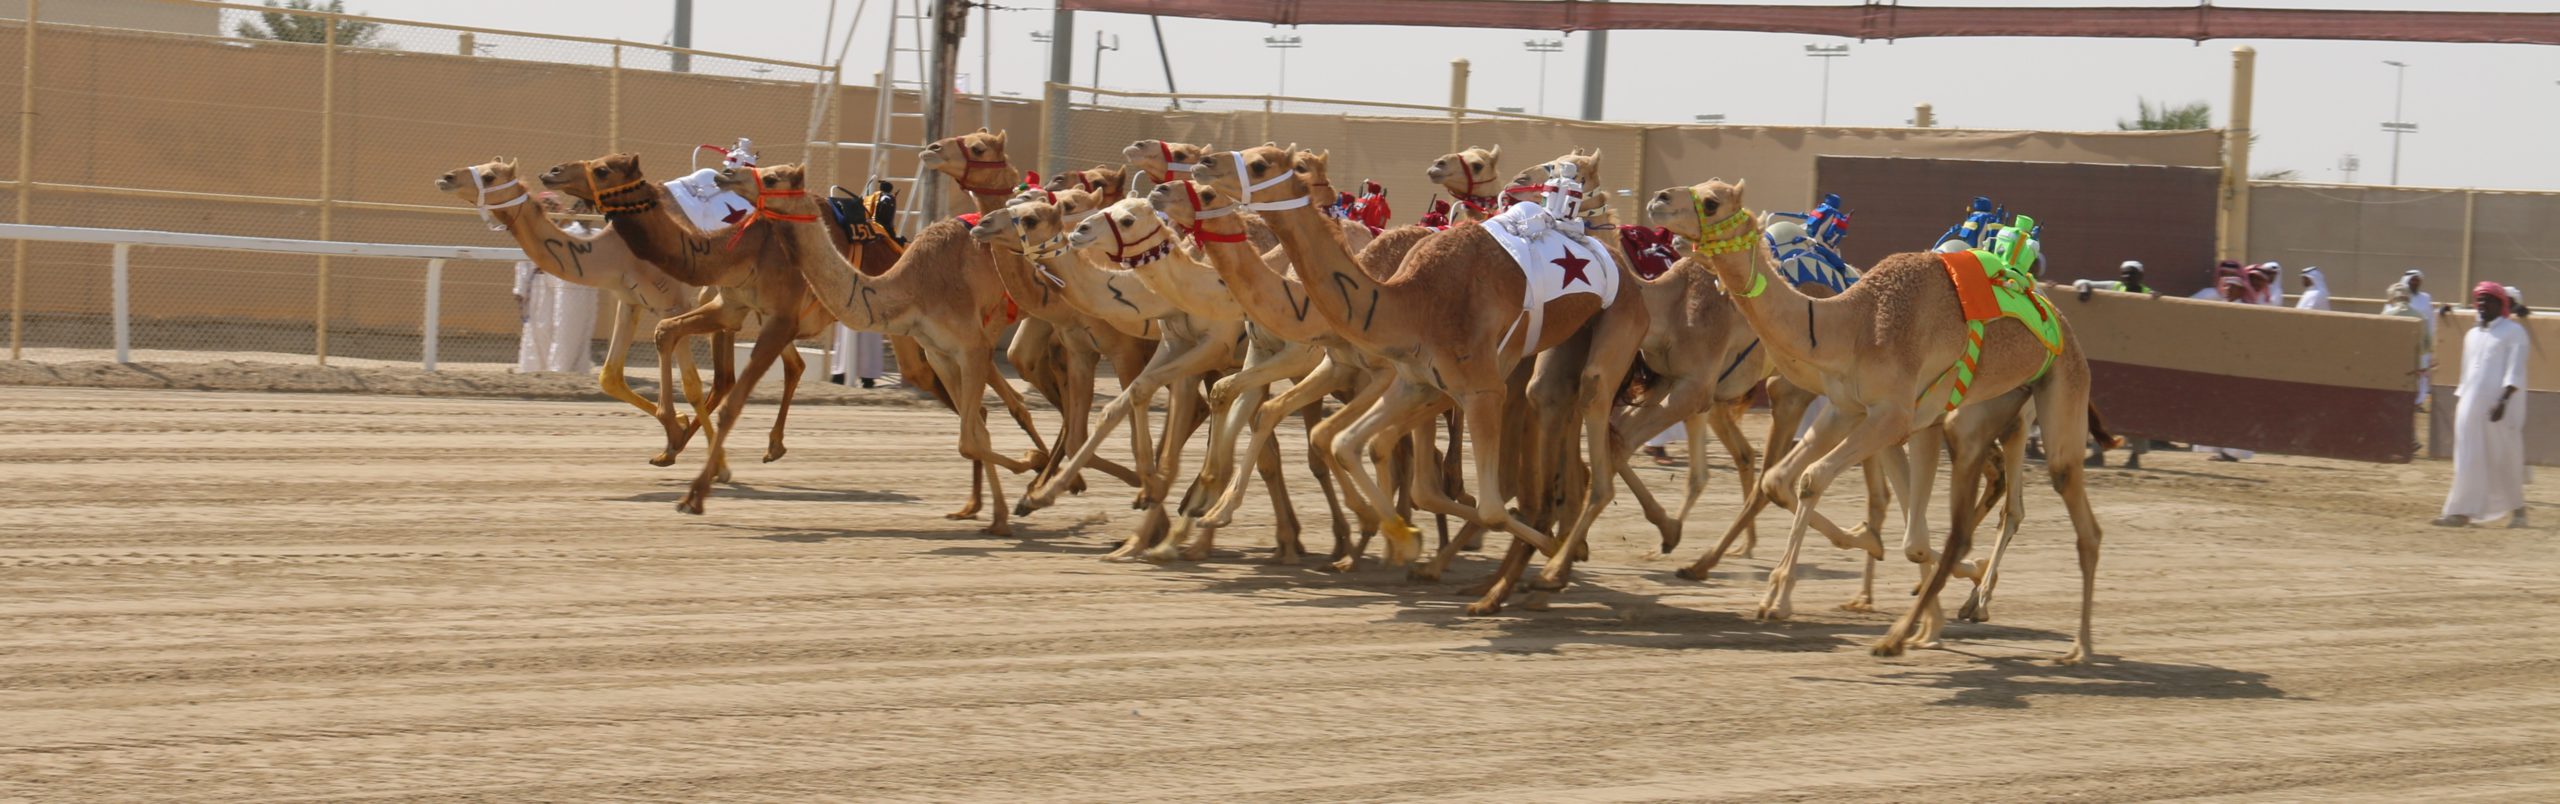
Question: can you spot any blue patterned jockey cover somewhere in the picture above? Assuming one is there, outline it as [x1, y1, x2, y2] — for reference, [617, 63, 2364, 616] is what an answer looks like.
[1765, 192, 1856, 293]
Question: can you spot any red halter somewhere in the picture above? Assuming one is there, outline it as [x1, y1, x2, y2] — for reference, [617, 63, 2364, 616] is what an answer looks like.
[1181, 182, 1250, 244]
[727, 166, 817, 247]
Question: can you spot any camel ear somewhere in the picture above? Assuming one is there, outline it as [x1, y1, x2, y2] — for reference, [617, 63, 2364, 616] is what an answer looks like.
[1487, 144, 1502, 159]
[977, 126, 991, 134]
[994, 129, 1010, 144]
[1588, 148, 1602, 161]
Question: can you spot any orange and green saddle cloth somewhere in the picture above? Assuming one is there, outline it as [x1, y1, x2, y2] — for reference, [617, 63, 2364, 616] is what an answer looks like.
[1930, 238, 2063, 411]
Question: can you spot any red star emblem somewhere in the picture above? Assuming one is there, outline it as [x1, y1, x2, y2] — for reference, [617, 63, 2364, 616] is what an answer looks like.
[1553, 245, 1592, 287]
[720, 204, 750, 225]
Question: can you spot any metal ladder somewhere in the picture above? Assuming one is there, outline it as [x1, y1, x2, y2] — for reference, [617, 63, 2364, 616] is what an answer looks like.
[810, 0, 935, 237]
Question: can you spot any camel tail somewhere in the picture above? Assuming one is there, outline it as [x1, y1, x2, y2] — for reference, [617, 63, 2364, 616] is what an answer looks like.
[2086, 403, 2124, 451]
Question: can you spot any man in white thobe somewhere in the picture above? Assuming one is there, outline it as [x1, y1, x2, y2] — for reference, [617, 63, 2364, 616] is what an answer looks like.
[831, 324, 886, 388]
[2294, 266, 2332, 311]
[2407, 269, 2438, 405]
[2436, 281, 2530, 528]
[511, 194, 600, 373]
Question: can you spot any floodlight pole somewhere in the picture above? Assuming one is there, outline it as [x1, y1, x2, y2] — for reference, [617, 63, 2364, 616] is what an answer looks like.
[2381, 60, 2417, 185]
[1805, 44, 1849, 124]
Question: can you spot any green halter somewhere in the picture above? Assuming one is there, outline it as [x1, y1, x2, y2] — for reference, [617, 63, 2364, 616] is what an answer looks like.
[1691, 198, 1764, 297]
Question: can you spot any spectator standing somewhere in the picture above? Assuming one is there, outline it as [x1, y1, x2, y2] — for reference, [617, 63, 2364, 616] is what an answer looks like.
[2434, 282, 2531, 527]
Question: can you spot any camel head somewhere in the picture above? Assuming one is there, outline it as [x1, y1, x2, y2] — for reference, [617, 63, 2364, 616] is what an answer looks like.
[710, 161, 819, 217]
[1507, 150, 1601, 206]
[1646, 178, 1750, 243]
[921, 127, 1009, 181]
[1145, 179, 1235, 229]
[1427, 144, 1500, 200]
[1045, 164, 1130, 206]
[967, 200, 1070, 260]
[1124, 139, 1212, 183]
[1579, 190, 1621, 227]
[1190, 145, 1308, 212]
[1294, 150, 1344, 204]
[1008, 185, 1104, 224]
[539, 153, 655, 213]
[1068, 198, 1176, 265]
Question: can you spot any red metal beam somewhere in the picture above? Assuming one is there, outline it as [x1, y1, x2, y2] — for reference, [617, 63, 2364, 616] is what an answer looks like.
[1058, 1, 2560, 46]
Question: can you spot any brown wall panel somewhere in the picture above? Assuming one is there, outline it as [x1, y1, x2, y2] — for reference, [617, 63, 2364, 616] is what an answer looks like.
[1813, 156, 2223, 297]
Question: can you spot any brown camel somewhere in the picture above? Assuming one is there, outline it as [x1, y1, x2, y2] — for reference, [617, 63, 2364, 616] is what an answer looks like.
[1043, 163, 1129, 208]
[1120, 138, 1374, 265]
[930, 131, 1158, 514]
[1195, 146, 1648, 615]
[435, 159, 715, 465]
[1647, 178, 2106, 664]
[539, 153, 833, 510]
[727, 162, 1058, 535]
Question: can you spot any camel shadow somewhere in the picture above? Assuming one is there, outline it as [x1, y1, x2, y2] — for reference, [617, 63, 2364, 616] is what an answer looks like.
[1811, 654, 2288, 709]
[614, 483, 919, 505]
[702, 522, 1089, 553]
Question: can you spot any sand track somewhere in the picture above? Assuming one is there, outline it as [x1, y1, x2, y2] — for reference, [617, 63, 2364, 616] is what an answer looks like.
[3, 386, 2554, 802]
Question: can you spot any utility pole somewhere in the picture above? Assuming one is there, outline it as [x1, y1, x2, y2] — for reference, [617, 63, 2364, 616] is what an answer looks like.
[1043, 9, 1074, 177]
[1805, 44, 1849, 124]
[1524, 39, 1563, 116]
[1580, 0, 1608, 120]
[2381, 60, 2418, 185]
[670, 0, 691, 73]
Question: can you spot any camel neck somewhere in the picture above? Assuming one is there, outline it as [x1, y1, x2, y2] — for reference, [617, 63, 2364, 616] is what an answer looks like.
[606, 183, 747, 288]
[1194, 217, 1327, 341]
[955, 162, 1016, 214]
[1262, 205, 1384, 341]
[776, 211, 901, 331]
[1708, 248, 1836, 372]
[1039, 247, 1178, 326]
[490, 202, 580, 280]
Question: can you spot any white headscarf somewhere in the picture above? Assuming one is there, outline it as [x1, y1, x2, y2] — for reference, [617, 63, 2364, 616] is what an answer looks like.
[2295, 266, 2332, 311]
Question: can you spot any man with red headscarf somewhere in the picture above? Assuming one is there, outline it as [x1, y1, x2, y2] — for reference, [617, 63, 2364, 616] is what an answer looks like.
[2436, 282, 2532, 527]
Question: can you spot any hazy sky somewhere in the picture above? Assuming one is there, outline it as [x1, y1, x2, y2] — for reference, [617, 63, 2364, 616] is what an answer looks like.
[354, 0, 2560, 190]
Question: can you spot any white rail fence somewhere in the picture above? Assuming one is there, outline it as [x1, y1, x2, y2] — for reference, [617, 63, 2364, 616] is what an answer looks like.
[0, 223, 526, 371]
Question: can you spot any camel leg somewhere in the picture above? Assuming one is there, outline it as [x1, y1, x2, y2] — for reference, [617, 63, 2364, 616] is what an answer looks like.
[1532, 311, 1648, 597]
[1680, 408, 1752, 548]
[1611, 376, 1718, 554]
[1245, 433, 1303, 563]
[1312, 370, 1395, 570]
[764, 343, 803, 463]
[1198, 353, 1349, 530]
[1146, 370, 1239, 563]
[649, 315, 720, 467]
[1961, 414, 2034, 622]
[1301, 401, 1354, 555]
[1456, 387, 1569, 615]
[1756, 403, 1908, 620]
[920, 344, 1042, 537]
[597, 302, 657, 418]
[675, 315, 795, 515]
[1023, 334, 1205, 513]
[1876, 403, 2014, 656]
[2030, 380, 2106, 665]
[1326, 375, 1440, 567]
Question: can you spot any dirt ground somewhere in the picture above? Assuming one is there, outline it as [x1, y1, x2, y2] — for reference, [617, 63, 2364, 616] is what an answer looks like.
[3, 384, 2555, 802]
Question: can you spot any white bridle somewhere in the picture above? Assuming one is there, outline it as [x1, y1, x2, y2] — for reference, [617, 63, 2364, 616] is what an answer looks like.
[1230, 151, 1310, 212]
[467, 165, 530, 232]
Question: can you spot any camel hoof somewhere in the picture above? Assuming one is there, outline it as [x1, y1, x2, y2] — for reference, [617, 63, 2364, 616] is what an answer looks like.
[1379, 517, 1422, 567]
[1957, 596, 1989, 623]
[2057, 647, 2093, 666]
[763, 444, 787, 463]
[983, 522, 1015, 538]
[1268, 548, 1304, 566]
[1837, 597, 1876, 613]
[1674, 566, 1711, 582]
[1870, 638, 1909, 658]
[1462, 600, 1504, 616]
[1325, 556, 1358, 573]
[675, 498, 705, 516]
[650, 453, 677, 467]
[1404, 563, 1442, 583]
[1140, 543, 1183, 564]
[1754, 602, 1793, 621]
[1179, 543, 1214, 562]
[1012, 502, 1037, 517]
[1519, 591, 1553, 611]
[715, 468, 734, 485]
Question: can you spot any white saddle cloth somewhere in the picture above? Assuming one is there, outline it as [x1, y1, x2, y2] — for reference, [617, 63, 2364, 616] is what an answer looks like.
[1481, 201, 1621, 349]
[665, 168, 752, 233]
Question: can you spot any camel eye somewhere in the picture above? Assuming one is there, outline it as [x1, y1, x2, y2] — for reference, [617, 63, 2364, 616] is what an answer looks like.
[478, 172, 494, 185]
[591, 165, 608, 177]
[1121, 215, 1136, 226]
[1699, 197, 1721, 214]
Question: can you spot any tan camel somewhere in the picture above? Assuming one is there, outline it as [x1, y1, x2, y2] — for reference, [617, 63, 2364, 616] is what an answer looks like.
[1196, 146, 1648, 615]
[1043, 163, 1129, 207]
[723, 162, 1059, 535]
[1148, 176, 1440, 570]
[969, 199, 1249, 559]
[435, 159, 715, 465]
[928, 131, 1159, 515]
[1647, 178, 2107, 663]
[1120, 138, 1373, 266]
[539, 153, 838, 512]
[1425, 145, 1506, 223]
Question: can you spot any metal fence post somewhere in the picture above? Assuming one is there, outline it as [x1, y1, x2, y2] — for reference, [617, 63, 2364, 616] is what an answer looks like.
[110, 242, 127, 363]
[11, 0, 36, 361]
[315, 15, 336, 366]
[2458, 189, 2477, 291]
[1260, 97, 1273, 148]
[422, 258, 442, 371]
[608, 43, 621, 153]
